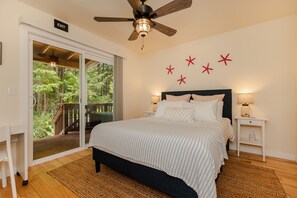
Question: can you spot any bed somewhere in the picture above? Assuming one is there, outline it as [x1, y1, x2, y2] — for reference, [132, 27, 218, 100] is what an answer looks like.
[90, 89, 233, 198]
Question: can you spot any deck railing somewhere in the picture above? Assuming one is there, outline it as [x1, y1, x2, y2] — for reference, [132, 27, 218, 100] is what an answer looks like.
[53, 103, 113, 135]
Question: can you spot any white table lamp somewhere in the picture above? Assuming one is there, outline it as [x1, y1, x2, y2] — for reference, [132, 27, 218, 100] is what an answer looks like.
[151, 96, 160, 112]
[237, 93, 254, 117]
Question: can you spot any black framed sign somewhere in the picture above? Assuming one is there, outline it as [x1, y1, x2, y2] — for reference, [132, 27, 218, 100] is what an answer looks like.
[54, 19, 68, 32]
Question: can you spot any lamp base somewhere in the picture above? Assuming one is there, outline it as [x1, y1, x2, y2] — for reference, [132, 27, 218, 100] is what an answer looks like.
[241, 105, 251, 117]
[152, 104, 157, 112]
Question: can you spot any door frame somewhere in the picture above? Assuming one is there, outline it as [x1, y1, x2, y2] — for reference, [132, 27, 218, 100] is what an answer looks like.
[20, 24, 114, 166]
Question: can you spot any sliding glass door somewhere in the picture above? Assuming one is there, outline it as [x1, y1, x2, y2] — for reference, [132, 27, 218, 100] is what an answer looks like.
[29, 36, 115, 163]
[32, 40, 81, 160]
[85, 58, 114, 144]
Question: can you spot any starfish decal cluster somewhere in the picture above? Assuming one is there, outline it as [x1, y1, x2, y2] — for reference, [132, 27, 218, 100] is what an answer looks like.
[177, 75, 186, 85]
[186, 56, 196, 66]
[202, 63, 213, 74]
[165, 53, 232, 85]
[218, 53, 232, 66]
[166, 65, 174, 75]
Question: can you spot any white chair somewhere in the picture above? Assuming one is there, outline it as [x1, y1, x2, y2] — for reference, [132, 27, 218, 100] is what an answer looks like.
[0, 126, 17, 198]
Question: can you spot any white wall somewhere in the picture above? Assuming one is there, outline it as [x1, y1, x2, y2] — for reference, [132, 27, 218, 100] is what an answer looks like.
[140, 15, 297, 160]
[0, 0, 142, 127]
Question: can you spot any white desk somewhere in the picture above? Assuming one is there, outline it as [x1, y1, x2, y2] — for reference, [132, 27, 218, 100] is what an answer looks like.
[10, 125, 28, 185]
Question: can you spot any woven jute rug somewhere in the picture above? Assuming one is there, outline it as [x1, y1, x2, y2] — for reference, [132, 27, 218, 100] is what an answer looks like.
[48, 155, 286, 198]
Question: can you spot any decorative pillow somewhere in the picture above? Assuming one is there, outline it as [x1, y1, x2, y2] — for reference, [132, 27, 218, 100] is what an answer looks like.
[166, 94, 191, 102]
[163, 107, 194, 122]
[192, 94, 225, 102]
[155, 100, 186, 117]
[188, 100, 218, 122]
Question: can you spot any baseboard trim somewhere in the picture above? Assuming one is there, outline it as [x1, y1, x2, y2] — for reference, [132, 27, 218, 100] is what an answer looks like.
[229, 143, 296, 161]
[266, 151, 296, 161]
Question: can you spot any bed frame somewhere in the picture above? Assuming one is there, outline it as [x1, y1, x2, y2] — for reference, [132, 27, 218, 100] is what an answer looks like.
[92, 89, 232, 198]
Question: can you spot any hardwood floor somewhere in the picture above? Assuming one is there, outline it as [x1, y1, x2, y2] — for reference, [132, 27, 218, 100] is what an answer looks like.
[228, 150, 297, 198]
[0, 149, 296, 198]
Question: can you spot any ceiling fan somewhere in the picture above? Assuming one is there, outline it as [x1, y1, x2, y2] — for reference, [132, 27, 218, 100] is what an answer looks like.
[94, 0, 192, 41]
[36, 50, 59, 67]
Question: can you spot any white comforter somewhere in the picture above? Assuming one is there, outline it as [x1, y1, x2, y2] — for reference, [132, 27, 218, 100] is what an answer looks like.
[89, 117, 233, 198]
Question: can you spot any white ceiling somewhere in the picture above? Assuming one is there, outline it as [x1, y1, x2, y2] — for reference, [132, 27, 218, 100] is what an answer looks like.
[19, 0, 297, 53]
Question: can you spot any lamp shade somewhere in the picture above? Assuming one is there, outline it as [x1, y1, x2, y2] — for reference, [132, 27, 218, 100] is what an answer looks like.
[151, 96, 160, 104]
[237, 93, 254, 105]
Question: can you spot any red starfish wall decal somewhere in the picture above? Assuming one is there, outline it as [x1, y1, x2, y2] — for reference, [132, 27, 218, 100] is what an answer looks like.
[177, 75, 186, 85]
[202, 63, 213, 74]
[218, 53, 232, 66]
[186, 56, 196, 66]
[166, 65, 174, 75]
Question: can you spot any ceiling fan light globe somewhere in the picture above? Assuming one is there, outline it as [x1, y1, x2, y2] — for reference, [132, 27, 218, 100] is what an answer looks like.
[135, 18, 152, 36]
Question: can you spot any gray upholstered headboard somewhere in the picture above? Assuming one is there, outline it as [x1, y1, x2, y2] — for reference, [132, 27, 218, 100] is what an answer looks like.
[161, 89, 232, 123]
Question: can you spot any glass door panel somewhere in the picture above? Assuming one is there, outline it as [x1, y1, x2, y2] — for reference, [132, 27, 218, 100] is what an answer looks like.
[32, 40, 81, 160]
[85, 58, 114, 144]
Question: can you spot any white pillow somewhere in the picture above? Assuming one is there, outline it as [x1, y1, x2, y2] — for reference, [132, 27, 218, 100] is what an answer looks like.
[188, 100, 218, 122]
[155, 100, 186, 117]
[217, 101, 224, 120]
[163, 107, 194, 122]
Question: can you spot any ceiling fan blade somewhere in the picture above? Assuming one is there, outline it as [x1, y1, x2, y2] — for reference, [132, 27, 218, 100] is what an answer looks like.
[127, 0, 142, 11]
[153, 21, 177, 36]
[128, 30, 139, 41]
[94, 17, 134, 22]
[151, 0, 192, 19]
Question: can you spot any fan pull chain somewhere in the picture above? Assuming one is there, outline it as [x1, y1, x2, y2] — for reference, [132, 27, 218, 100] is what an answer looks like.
[141, 37, 144, 50]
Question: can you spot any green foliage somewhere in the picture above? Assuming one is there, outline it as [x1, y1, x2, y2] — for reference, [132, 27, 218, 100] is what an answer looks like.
[33, 112, 54, 139]
[33, 62, 60, 94]
[33, 62, 61, 113]
[60, 68, 79, 103]
[87, 63, 113, 103]
[33, 61, 113, 139]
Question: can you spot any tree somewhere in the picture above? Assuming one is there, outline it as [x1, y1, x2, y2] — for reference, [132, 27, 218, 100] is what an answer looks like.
[87, 63, 113, 103]
[33, 62, 60, 113]
[60, 68, 79, 103]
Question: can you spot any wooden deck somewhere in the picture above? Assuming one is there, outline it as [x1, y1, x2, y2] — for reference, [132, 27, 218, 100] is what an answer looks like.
[33, 131, 91, 160]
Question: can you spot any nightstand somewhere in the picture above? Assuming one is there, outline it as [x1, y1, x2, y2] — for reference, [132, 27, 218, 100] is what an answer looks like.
[144, 111, 155, 117]
[235, 117, 267, 161]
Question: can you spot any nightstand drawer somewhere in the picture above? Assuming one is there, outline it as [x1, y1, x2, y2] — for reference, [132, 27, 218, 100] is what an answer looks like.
[240, 119, 262, 126]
